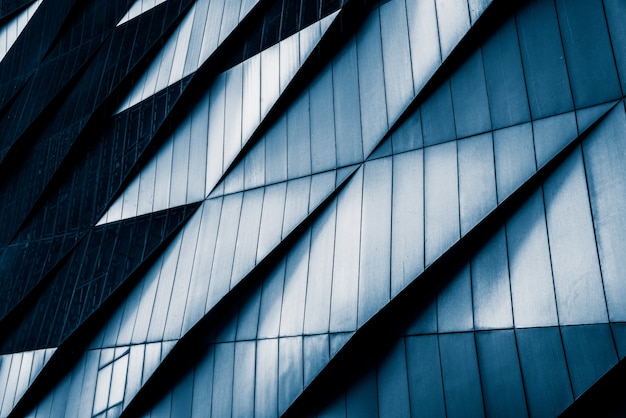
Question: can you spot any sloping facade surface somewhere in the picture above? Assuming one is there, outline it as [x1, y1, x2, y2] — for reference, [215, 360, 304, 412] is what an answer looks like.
[0, 0, 625, 416]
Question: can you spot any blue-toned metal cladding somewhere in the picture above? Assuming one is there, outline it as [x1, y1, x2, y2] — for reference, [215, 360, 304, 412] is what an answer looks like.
[0, 0, 625, 417]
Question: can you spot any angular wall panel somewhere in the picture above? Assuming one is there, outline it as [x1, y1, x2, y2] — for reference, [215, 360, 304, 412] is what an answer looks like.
[2, 0, 626, 416]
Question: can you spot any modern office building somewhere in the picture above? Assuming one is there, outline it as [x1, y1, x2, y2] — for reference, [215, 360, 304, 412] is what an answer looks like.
[0, 0, 625, 416]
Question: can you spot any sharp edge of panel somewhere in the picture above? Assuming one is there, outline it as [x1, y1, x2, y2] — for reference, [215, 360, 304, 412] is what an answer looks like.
[9, 0, 270, 246]
[0, 347, 56, 418]
[117, 0, 168, 26]
[0, 0, 80, 113]
[0, 0, 194, 247]
[112, 164, 359, 417]
[11, 75, 193, 246]
[0, 0, 42, 63]
[0, 202, 200, 355]
[4, 204, 202, 418]
[5, 163, 355, 416]
[0, 232, 84, 324]
[86, 0, 502, 412]
[560, 339, 626, 417]
[0, 0, 131, 161]
[279, 98, 622, 417]
[97, 10, 340, 226]
[0, 0, 38, 21]
[365, 0, 516, 162]
[207, 0, 497, 202]
[124, 101, 615, 418]
[114, 0, 264, 115]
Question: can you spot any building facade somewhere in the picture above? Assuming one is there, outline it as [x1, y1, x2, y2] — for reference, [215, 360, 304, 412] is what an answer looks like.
[0, 0, 625, 416]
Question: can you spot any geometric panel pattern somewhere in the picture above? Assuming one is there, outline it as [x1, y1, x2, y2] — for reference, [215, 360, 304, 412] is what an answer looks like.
[1, 0, 626, 417]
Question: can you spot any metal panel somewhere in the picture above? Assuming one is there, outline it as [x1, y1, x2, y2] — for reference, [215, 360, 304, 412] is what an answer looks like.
[458, 132, 496, 234]
[380, 0, 414, 121]
[493, 122, 535, 202]
[543, 147, 607, 325]
[555, 0, 621, 108]
[471, 227, 513, 330]
[516, 0, 573, 119]
[406, 335, 446, 417]
[406, 0, 441, 91]
[516, 327, 573, 418]
[357, 9, 388, 155]
[507, 190, 558, 328]
[358, 157, 392, 325]
[476, 330, 528, 418]
[391, 150, 424, 296]
[582, 104, 626, 321]
[439, 332, 485, 418]
[450, 50, 491, 138]
[561, 324, 618, 397]
[377, 340, 411, 418]
[424, 141, 459, 265]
